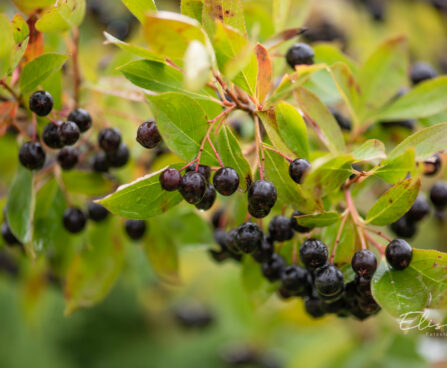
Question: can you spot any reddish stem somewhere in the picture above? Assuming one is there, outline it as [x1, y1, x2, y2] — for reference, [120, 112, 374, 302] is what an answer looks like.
[262, 144, 293, 162]
[363, 226, 392, 243]
[330, 211, 349, 264]
[292, 240, 298, 265]
[179, 159, 198, 172]
[254, 116, 265, 179]
[207, 136, 224, 167]
[364, 232, 385, 255]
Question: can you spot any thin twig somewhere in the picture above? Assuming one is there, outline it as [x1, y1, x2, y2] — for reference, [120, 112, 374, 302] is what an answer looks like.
[364, 232, 385, 255]
[362, 226, 392, 243]
[262, 144, 293, 162]
[330, 210, 350, 264]
[254, 115, 265, 179]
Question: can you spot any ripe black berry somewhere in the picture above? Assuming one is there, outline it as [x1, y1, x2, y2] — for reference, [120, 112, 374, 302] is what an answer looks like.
[380, 119, 415, 130]
[160, 169, 182, 191]
[424, 154, 442, 176]
[289, 158, 311, 184]
[290, 211, 311, 233]
[252, 236, 274, 263]
[247, 180, 277, 211]
[106, 144, 130, 168]
[63, 207, 87, 233]
[406, 195, 430, 222]
[314, 264, 344, 298]
[185, 164, 211, 182]
[29, 91, 53, 116]
[430, 181, 447, 209]
[42, 123, 63, 149]
[213, 167, 239, 196]
[268, 216, 294, 242]
[261, 253, 286, 282]
[355, 275, 372, 296]
[136, 120, 161, 149]
[331, 109, 352, 131]
[305, 298, 326, 318]
[225, 228, 242, 255]
[98, 128, 122, 153]
[280, 265, 309, 294]
[179, 171, 207, 204]
[286, 43, 314, 68]
[351, 250, 377, 277]
[357, 294, 381, 315]
[390, 216, 417, 238]
[235, 222, 263, 253]
[19, 142, 46, 170]
[57, 147, 78, 170]
[125, 219, 147, 240]
[174, 304, 214, 329]
[87, 202, 109, 222]
[248, 204, 271, 219]
[299, 239, 328, 269]
[91, 151, 110, 172]
[68, 108, 92, 132]
[410, 62, 438, 85]
[195, 184, 216, 211]
[1, 222, 20, 245]
[58, 121, 80, 146]
[385, 239, 413, 270]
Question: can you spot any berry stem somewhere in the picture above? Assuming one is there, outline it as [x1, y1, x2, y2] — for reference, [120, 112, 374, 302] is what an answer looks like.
[292, 240, 298, 265]
[330, 210, 349, 264]
[262, 144, 293, 162]
[344, 189, 368, 250]
[53, 165, 72, 206]
[207, 136, 224, 167]
[362, 226, 392, 243]
[179, 159, 198, 172]
[31, 113, 37, 141]
[0, 80, 20, 102]
[254, 115, 265, 180]
[364, 232, 386, 255]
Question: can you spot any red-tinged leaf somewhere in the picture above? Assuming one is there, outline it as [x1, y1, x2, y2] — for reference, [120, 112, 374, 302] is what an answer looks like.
[23, 15, 44, 63]
[255, 43, 272, 104]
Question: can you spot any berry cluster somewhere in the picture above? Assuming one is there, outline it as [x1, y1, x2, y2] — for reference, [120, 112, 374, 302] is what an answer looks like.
[93, 127, 129, 172]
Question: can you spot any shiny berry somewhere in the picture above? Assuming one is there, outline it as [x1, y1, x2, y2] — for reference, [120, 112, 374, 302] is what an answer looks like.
[213, 167, 239, 196]
[160, 169, 182, 191]
[98, 128, 122, 153]
[136, 120, 161, 149]
[290, 211, 311, 233]
[247, 180, 277, 210]
[261, 253, 286, 282]
[63, 207, 87, 234]
[195, 184, 216, 211]
[305, 298, 326, 318]
[42, 123, 63, 149]
[410, 62, 437, 85]
[280, 265, 309, 293]
[286, 43, 314, 68]
[268, 216, 294, 242]
[68, 108, 92, 132]
[390, 216, 417, 238]
[299, 239, 328, 269]
[1, 222, 19, 245]
[355, 275, 372, 296]
[386, 239, 413, 270]
[91, 151, 109, 172]
[252, 236, 274, 263]
[235, 222, 263, 253]
[289, 158, 311, 184]
[125, 219, 147, 240]
[314, 264, 344, 298]
[185, 164, 211, 182]
[29, 91, 53, 116]
[351, 250, 377, 277]
[406, 195, 430, 222]
[87, 202, 109, 222]
[107, 144, 129, 168]
[57, 147, 78, 170]
[430, 181, 447, 209]
[179, 171, 207, 204]
[248, 204, 271, 219]
[19, 142, 46, 170]
[58, 121, 80, 146]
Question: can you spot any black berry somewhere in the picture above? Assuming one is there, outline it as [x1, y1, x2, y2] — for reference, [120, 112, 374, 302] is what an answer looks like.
[19, 142, 46, 170]
[385, 239, 413, 270]
[185, 164, 211, 182]
[136, 120, 161, 149]
[106, 144, 130, 168]
[63, 207, 87, 234]
[235, 222, 263, 253]
[68, 108, 92, 132]
[299, 238, 328, 270]
[58, 121, 80, 146]
[268, 216, 294, 242]
[355, 275, 372, 296]
[125, 219, 147, 240]
[280, 265, 309, 294]
[290, 211, 311, 233]
[91, 151, 110, 172]
[42, 123, 63, 149]
[1, 222, 20, 245]
[406, 195, 430, 222]
[247, 180, 277, 213]
[252, 236, 274, 263]
[331, 109, 352, 131]
[286, 43, 314, 68]
[351, 249, 377, 277]
[261, 253, 286, 282]
[160, 169, 182, 191]
[289, 158, 311, 184]
[179, 171, 207, 204]
[98, 128, 122, 153]
[87, 202, 109, 222]
[211, 209, 225, 229]
[410, 62, 438, 85]
[314, 264, 344, 298]
[57, 147, 78, 170]
[248, 204, 271, 219]
[430, 181, 447, 209]
[390, 216, 417, 238]
[305, 297, 326, 318]
[195, 184, 216, 211]
[213, 167, 239, 196]
[29, 91, 53, 116]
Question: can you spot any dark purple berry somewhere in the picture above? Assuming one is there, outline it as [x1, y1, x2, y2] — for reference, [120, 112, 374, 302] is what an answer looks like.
[248, 204, 271, 219]
[410, 62, 437, 85]
[19, 142, 46, 170]
[174, 304, 214, 329]
[106, 144, 129, 167]
[235, 222, 263, 253]
[430, 181, 447, 209]
[247, 180, 277, 213]
[314, 264, 344, 298]
[91, 151, 110, 172]
[160, 169, 182, 191]
[351, 249, 377, 277]
[179, 171, 207, 204]
[195, 184, 216, 211]
[357, 294, 381, 314]
[213, 167, 239, 196]
[98, 128, 121, 153]
[125, 219, 146, 240]
[29, 90, 53, 116]
[261, 253, 286, 282]
[185, 164, 211, 182]
[252, 236, 274, 263]
[289, 158, 311, 184]
[57, 147, 78, 170]
[63, 207, 87, 234]
[1, 222, 20, 245]
[42, 123, 63, 149]
[268, 216, 294, 242]
[136, 120, 161, 149]
[290, 211, 311, 233]
[280, 265, 309, 294]
[68, 108, 92, 132]
[211, 209, 225, 229]
[406, 195, 430, 222]
[331, 109, 352, 131]
[390, 216, 417, 238]
[355, 275, 372, 296]
[386, 239, 413, 270]
[299, 238, 328, 270]
[286, 43, 314, 68]
[58, 121, 80, 146]
[87, 202, 109, 222]
[305, 297, 326, 318]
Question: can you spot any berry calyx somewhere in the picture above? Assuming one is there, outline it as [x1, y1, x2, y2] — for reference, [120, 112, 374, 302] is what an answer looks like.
[136, 120, 161, 149]
[406, 195, 430, 222]
[68, 108, 92, 132]
[410, 62, 438, 85]
[63, 207, 87, 234]
[185, 164, 211, 182]
[235, 222, 263, 253]
[58, 121, 80, 146]
[87, 202, 109, 222]
[430, 181, 447, 209]
[314, 264, 344, 298]
[299, 238, 328, 270]
[160, 168, 182, 191]
[289, 158, 311, 184]
[385, 239, 413, 270]
[1, 221, 20, 246]
[125, 219, 147, 240]
[106, 144, 130, 168]
[42, 123, 63, 149]
[290, 211, 311, 233]
[213, 167, 239, 196]
[19, 142, 46, 170]
[91, 151, 110, 172]
[179, 171, 207, 204]
[285, 43, 314, 69]
[98, 128, 122, 153]
[195, 184, 217, 211]
[29, 91, 53, 116]
[268, 216, 294, 242]
[57, 147, 79, 170]
[280, 265, 309, 294]
[261, 253, 286, 282]
[351, 249, 377, 277]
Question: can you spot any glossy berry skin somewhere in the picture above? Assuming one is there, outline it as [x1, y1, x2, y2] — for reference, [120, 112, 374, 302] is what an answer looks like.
[68, 108, 92, 132]
[136, 120, 161, 149]
[331, 110, 352, 131]
[390, 216, 417, 238]
[213, 167, 239, 196]
[87, 202, 109, 222]
[1, 222, 20, 245]
[195, 184, 216, 211]
[430, 181, 447, 209]
[261, 253, 286, 282]
[225, 229, 242, 255]
[305, 298, 326, 318]
[91, 151, 109, 172]
[247, 180, 277, 210]
[314, 264, 344, 298]
[280, 265, 309, 294]
[42, 123, 63, 149]
[248, 204, 271, 219]
[107, 144, 130, 168]
[235, 222, 263, 253]
[179, 171, 207, 204]
[98, 128, 122, 153]
[19, 142, 46, 170]
[355, 275, 372, 296]
[58, 121, 80, 146]
[299, 239, 328, 270]
[290, 211, 311, 233]
[386, 239, 413, 270]
[268, 216, 294, 242]
[160, 169, 182, 191]
[410, 62, 438, 85]
[29, 91, 53, 116]
[406, 195, 430, 222]
[286, 43, 314, 68]
[351, 250, 377, 277]
[252, 236, 274, 263]
[125, 219, 147, 240]
[57, 147, 78, 170]
[289, 158, 311, 184]
[63, 207, 87, 234]
[185, 164, 211, 182]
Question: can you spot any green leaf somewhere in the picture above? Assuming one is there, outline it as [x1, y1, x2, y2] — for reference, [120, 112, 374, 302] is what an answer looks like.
[374, 148, 415, 184]
[366, 177, 420, 226]
[357, 37, 408, 120]
[41, 69, 63, 111]
[121, 0, 156, 23]
[181, 0, 204, 22]
[255, 43, 273, 104]
[99, 167, 183, 220]
[6, 167, 35, 245]
[0, 14, 14, 78]
[376, 77, 447, 121]
[9, 14, 29, 75]
[103, 32, 163, 62]
[295, 87, 346, 153]
[272, 0, 292, 32]
[202, 0, 246, 36]
[389, 123, 447, 160]
[36, 0, 86, 33]
[275, 101, 309, 159]
[147, 92, 219, 165]
[19, 53, 68, 93]
[215, 125, 252, 190]
[62, 171, 114, 197]
[352, 139, 386, 162]
[323, 218, 357, 265]
[314, 44, 357, 72]
[295, 211, 341, 228]
[241, 256, 276, 307]
[302, 154, 354, 198]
